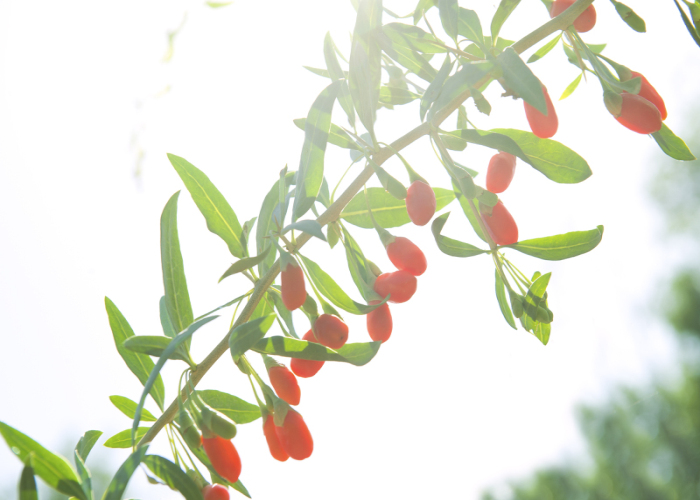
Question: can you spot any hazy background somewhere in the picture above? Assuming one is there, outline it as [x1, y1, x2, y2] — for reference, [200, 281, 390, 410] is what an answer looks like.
[1, 1, 698, 498]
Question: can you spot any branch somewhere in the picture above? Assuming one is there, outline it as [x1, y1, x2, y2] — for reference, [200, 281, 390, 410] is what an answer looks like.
[137, 0, 595, 448]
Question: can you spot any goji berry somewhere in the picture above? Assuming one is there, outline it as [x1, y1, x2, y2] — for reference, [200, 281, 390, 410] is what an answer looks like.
[274, 408, 314, 460]
[626, 71, 667, 120]
[202, 435, 242, 484]
[268, 364, 301, 406]
[486, 152, 517, 194]
[290, 330, 325, 378]
[549, 0, 596, 32]
[612, 93, 662, 134]
[386, 236, 427, 276]
[203, 484, 230, 500]
[281, 259, 306, 311]
[312, 314, 349, 349]
[405, 180, 436, 226]
[524, 85, 558, 139]
[366, 300, 392, 343]
[373, 270, 417, 304]
[263, 414, 289, 462]
[481, 200, 518, 246]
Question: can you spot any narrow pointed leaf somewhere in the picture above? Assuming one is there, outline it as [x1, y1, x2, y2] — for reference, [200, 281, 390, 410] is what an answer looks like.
[527, 33, 561, 63]
[0, 421, 86, 500]
[194, 292, 250, 322]
[421, 56, 454, 121]
[414, 0, 437, 24]
[426, 62, 491, 121]
[559, 72, 582, 100]
[324, 32, 355, 127]
[498, 47, 546, 114]
[109, 396, 156, 422]
[122, 335, 190, 362]
[132, 316, 218, 445]
[257, 171, 295, 275]
[293, 81, 341, 221]
[367, 158, 408, 199]
[376, 31, 437, 82]
[431, 212, 488, 257]
[495, 270, 517, 329]
[491, 0, 521, 41]
[103, 428, 150, 449]
[75, 431, 103, 463]
[299, 255, 387, 315]
[452, 182, 488, 243]
[293, 118, 360, 150]
[438, 0, 459, 38]
[252, 336, 381, 366]
[101, 446, 148, 500]
[281, 220, 327, 241]
[74, 451, 93, 500]
[349, 0, 383, 139]
[506, 226, 604, 260]
[219, 246, 271, 282]
[652, 123, 696, 161]
[379, 86, 421, 105]
[342, 227, 376, 303]
[159, 296, 176, 338]
[197, 390, 261, 424]
[229, 314, 276, 360]
[168, 154, 244, 258]
[457, 8, 484, 46]
[19, 462, 38, 500]
[160, 191, 194, 339]
[143, 455, 203, 500]
[382, 23, 445, 54]
[105, 298, 165, 410]
[341, 186, 454, 228]
[610, 0, 646, 32]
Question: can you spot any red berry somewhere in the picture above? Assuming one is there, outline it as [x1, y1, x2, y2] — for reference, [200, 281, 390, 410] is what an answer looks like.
[386, 236, 427, 276]
[486, 152, 516, 194]
[263, 414, 289, 462]
[481, 200, 518, 246]
[203, 484, 230, 500]
[312, 314, 349, 350]
[274, 408, 313, 460]
[281, 260, 306, 311]
[628, 71, 667, 120]
[524, 85, 558, 139]
[613, 93, 662, 134]
[202, 436, 242, 484]
[549, 0, 596, 32]
[367, 300, 392, 343]
[373, 271, 417, 304]
[290, 330, 325, 378]
[268, 364, 301, 405]
[405, 180, 436, 226]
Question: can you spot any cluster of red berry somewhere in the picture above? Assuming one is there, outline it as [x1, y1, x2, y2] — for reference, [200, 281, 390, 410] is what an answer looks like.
[522, 0, 667, 138]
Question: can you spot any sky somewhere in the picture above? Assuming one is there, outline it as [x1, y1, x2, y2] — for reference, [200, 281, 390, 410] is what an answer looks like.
[1, 1, 698, 499]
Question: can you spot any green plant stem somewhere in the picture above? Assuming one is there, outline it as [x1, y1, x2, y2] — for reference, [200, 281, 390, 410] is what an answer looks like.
[136, 4, 592, 448]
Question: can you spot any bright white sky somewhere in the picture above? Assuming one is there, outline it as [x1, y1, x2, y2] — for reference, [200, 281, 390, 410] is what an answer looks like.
[1, 1, 697, 499]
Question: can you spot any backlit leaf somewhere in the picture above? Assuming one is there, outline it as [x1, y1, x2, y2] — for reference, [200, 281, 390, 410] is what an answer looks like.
[198, 390, 261, 424]
[252, 336, 381, 366]
[431, 212, 488, 257]
[507, 226, 604, 260]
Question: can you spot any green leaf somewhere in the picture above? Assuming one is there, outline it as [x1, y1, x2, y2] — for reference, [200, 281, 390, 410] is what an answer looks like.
[0, 422, 86, 500]
[252, 336, 381, 366]
[256, 171, 295, 276]
[132, 316, 219, 445]
[382, 23, 446, 54]
[341, 187, 454, 228]
[206, 1, 233, 7]
[448, 128, 592, 184]
[376, 31, 437, 82]
[413, 0, 437, 24]
[440, 132, 467, 151]
[101, 446, 148, 500]
[534, 321, 551, 345]
[426, 61, 491, 121]
[109, 396, 156, 422]
[652, 123, 697, 161]
[143, 455, 203, 500]
[299, 255, 387, 315]
[349, 0, 383, 140]
[379, 86, 421, 105]
[367, 158, 408, 199]
[194, 292, 251, 322]
[168, 155, 245, 259]
[122, 335, 191, 362]
[293, 118, 360, 150]
[491, 0, 521, 41]
[438, 0, 459, 38]
[197, 390, 261, 424]
[559, 72, 582, 100]
[495, 270, 517, 329]
[105, 298, 165, 410]
[324, 32, 355, 127]
[304, 66, 331, 78]
[431, 212, 488, 257]
[219, 246, 272, 283]
[160, 191, 195, 340]
[527, 33, 561, 63]
[420, 56, 454, 121]
[268, 290, 298, 339]
[457, 7, 485, 46]
[342, 227, 376, 303]
[75, 431, 102, 463]
[507, 226, 604, 260]
[453, 183, 488, 243]
[282, 220, 327, 241]
[498, 47, 546, 114]
[103, 428, 150, 449]
[292, 80, 341, 221]
[19, 461, 38, 500]
[610, 0, 646, 32]
[159, 296, 176, 338]
[229, 314, 276, 360]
